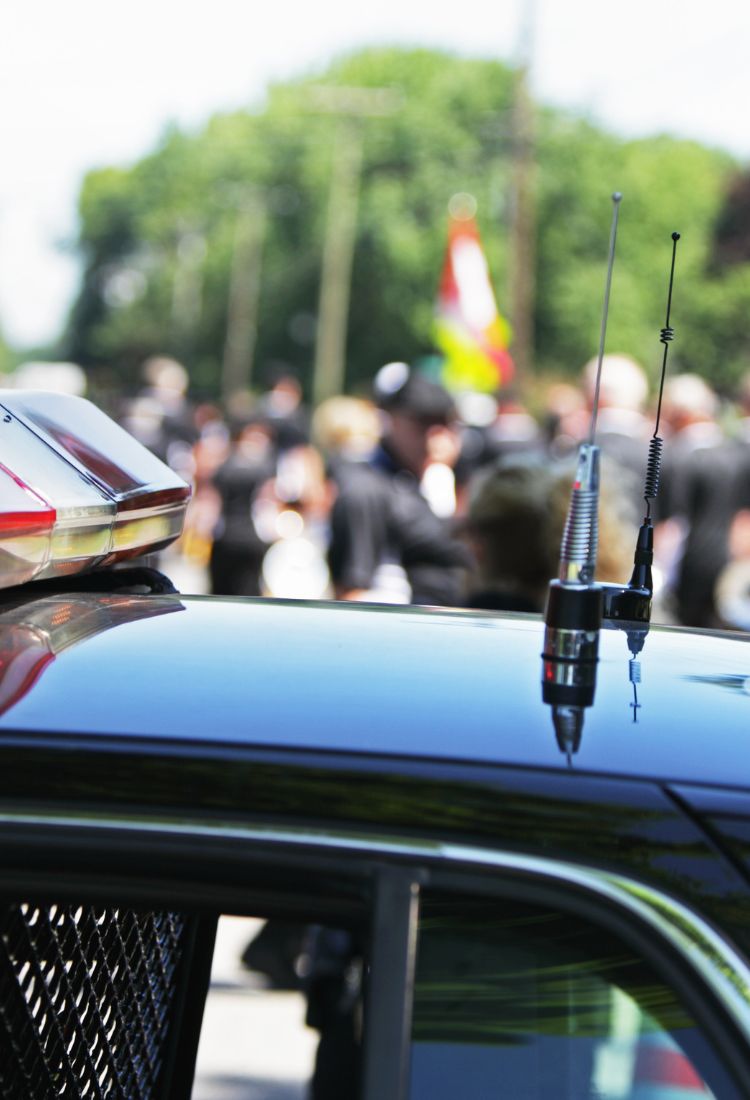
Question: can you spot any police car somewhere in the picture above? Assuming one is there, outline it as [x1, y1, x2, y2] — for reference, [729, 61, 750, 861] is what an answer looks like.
[1, 391, 750, 1100]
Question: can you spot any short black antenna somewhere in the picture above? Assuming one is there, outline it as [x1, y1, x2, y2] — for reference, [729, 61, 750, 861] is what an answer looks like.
[627, 231, 681, 596]
[597, 232, 681, 722]
[591, 230, 680, 732]
[643, 232, 680, 520]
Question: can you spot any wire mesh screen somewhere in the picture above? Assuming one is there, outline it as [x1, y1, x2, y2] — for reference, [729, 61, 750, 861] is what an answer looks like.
[0, 902, 188, 1099]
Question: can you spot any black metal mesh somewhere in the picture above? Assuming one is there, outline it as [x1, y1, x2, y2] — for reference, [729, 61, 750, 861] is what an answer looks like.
[0, 902, 188, 1099]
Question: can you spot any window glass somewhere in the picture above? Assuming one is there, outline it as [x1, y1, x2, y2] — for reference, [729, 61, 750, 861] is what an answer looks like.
[194, 916, 362, 1100]
[410, 896, 739, 1099]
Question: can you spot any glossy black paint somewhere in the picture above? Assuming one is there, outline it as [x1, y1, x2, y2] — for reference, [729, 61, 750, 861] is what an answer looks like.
[0, 590, 749, 956]
[0, 594, 749, 788]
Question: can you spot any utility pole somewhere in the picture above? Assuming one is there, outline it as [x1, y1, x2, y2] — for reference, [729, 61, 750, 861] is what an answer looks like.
[310, 85, 401, 407]
[171, 228, 206, 361]
[221, 191, 266, 403]
[508, 3, 537, 379]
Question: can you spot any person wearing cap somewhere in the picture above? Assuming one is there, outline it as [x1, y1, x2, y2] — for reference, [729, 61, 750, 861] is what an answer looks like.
[327, 363, 471, 606]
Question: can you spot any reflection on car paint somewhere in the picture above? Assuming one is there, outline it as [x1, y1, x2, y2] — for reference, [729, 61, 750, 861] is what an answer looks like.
[0, 594, 183, 717]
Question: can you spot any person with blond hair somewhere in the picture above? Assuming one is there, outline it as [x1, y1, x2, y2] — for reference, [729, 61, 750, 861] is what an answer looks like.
[580, 353, 651, 512]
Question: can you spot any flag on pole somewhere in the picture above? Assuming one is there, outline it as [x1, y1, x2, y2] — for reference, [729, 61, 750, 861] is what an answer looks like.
[434, 210, 514, 394]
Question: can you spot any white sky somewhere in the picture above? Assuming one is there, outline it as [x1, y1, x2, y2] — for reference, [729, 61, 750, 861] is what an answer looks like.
[1, 0, 748, 348]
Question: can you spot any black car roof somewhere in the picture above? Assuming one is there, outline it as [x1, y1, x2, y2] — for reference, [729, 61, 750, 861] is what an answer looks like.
[0, 592, 748, 790]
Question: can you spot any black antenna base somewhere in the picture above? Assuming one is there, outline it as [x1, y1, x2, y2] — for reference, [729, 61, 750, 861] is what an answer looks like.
[601, 582, 651, 623]
[628, 519, 654, 592]
[601, 521, 654, 622]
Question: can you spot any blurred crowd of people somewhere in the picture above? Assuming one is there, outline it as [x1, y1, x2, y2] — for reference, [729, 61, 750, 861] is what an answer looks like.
[119, 352, 750, 632]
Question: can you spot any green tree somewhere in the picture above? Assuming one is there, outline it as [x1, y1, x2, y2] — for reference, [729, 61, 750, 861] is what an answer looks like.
[64, 49, 517, 396]
[63, 46, 743, 400]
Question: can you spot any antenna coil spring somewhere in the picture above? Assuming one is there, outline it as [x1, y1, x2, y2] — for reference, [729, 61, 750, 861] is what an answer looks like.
[560, 487, 599, 581]
[660, 326, 674, 345]
[644, 436, 664, 501]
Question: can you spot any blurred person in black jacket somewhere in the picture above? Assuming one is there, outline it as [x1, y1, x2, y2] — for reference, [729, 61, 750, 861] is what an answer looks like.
[328, 363, 471, 606]
[654, 374, 731, 627]
[257, 369, 310, 455]
[209, 416, 275, 597]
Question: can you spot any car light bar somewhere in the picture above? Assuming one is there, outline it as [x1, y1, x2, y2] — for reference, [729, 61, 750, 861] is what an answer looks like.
[0, 391, 191, 590]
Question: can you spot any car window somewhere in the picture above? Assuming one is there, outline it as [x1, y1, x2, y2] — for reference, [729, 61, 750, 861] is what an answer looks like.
[409, 895, 740, 1099]
[0, 899, 365, 1100]
[2, 865, 745, 1100]
[193, 916, 360, 1099]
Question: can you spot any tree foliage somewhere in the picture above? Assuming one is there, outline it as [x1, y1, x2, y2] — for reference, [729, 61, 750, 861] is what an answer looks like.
[63, 47, 746, 399]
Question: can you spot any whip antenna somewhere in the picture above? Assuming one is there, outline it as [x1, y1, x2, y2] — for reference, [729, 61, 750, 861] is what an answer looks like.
[556, 192, 622, 586]
[589, 192, 623, 444]
[543, 191, 623, 764]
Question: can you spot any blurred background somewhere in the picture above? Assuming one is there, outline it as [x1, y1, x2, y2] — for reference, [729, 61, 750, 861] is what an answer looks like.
[4, 0, 750, 629]
[3, 0, 749, 389]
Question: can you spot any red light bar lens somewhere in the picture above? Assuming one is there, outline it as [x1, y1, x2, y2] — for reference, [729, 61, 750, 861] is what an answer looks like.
[0, 464, 56, 586]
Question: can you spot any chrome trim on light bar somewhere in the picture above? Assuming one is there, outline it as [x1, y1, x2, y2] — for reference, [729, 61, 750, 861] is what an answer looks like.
[0, 808, 749, 1042]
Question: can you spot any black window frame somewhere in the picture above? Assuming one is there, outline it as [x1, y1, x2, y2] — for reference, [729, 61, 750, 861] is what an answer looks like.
[0, 814, 749, 1099]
